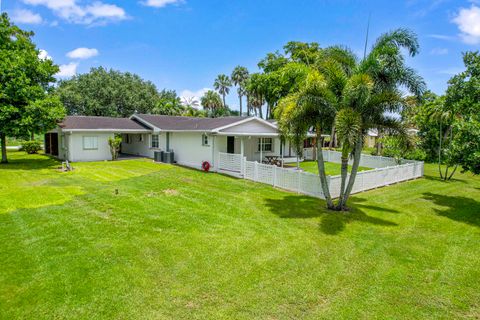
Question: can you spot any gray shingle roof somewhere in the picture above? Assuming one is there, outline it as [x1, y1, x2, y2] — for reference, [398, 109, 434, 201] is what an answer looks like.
[60, 116, 150, 131]
[134, 114, 251, 131]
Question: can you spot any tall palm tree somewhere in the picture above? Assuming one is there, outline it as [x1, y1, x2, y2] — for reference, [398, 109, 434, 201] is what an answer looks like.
[276, 28, 425, 211]
[214, 74, 232, 108]
[200, 90, 223, 116]
[231, 66, 249, 116]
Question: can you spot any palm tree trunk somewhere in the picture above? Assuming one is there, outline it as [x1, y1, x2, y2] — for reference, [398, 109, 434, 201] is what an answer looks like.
[1, 132, 8, 164]
[259, 105, 263, 119]
[339, 134, 363, 209]
[336, 146, 350, 210]
[222, 94, 226, 108]
[315, 130, 334, 209]
[239, 95, 243, 116]
[329, 126, 336, 148]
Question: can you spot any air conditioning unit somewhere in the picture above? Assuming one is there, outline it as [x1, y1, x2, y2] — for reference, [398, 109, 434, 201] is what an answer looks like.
[154, 151, 164, 162]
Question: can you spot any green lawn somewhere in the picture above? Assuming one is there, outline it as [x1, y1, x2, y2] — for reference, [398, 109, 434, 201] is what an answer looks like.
[286, 160, 371, 175]
[1, 151, 479, 319]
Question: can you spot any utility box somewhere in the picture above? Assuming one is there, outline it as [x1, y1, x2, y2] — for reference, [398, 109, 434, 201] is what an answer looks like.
[164, 151, 174, 163]
[154, 151, 164, 162]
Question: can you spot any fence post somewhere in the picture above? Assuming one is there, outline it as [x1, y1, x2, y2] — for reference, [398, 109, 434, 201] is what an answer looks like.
[273, 166, 277, 187]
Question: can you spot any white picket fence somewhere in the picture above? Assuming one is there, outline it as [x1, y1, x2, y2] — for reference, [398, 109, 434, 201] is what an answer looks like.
[217, 151, 424, 199]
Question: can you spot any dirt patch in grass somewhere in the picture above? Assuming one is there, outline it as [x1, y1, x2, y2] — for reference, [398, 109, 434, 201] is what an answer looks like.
[163, 189, 180, 196]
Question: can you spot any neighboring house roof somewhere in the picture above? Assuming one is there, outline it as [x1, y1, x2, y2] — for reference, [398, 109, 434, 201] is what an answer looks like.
[132, 114, 277, 133]
[59, 116, 151, 132]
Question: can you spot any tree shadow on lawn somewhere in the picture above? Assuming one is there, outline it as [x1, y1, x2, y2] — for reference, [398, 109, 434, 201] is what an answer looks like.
[422, 192, 480, 227]
[265, 195, 398, 235]
[0, 153, 59, 170]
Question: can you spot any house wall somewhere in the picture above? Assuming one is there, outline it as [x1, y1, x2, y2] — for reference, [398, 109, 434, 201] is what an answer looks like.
[168, 132, 214, 170]
[219, 120, 278, 134]
[121, 133, 166, 158]
[67, 132, 114, 162]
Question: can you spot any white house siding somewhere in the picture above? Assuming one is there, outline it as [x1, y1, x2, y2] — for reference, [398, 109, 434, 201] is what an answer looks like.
[219, 120, 278, 134]
[168, 132, 214, 170]
[67, 132, 114, 162]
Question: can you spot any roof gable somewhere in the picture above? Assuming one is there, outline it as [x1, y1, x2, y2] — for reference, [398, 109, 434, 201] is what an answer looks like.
[217, 118, 278, 134]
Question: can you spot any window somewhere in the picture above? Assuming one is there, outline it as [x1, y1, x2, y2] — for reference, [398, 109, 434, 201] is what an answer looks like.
[151, 134, 159, 148]
[138, 134, 144, 142]
[202, 134, 209, 146]
[83, 136, 98, 150]
[258, 138, 273, 152]
[125, 134, 131, 144]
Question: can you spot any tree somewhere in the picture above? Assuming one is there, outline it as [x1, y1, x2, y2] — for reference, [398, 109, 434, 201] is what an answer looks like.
[275, 29, 425, 211]
[108, 136, 122, 161]
[181, 96, 200, 109]
[213, 74, 232, 108]
[442, 51, 480, 176]
[153, 89, 183, 115]
[231, 66, 249, 116]
[0, 13, 65, 164]
[56, 67, 159, 117]
[200, 90, 223, 116]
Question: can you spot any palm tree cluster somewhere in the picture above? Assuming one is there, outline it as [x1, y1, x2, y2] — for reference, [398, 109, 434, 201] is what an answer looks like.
[275, 29, 425, 210]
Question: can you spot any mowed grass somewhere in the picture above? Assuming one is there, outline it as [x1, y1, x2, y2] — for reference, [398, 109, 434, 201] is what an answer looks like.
[1, 151, 479, 319]
[286, 160, 371, 175]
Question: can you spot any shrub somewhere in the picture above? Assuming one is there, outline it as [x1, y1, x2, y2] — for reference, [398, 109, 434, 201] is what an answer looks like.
[21, 140, 42, 154]
[108, 136, 122, 161]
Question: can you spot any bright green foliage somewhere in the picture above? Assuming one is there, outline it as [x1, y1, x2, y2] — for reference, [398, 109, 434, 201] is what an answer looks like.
[200, 90, 223, 115]
[56, 67, 159, 117]
[108, 136, 122, 161]
[447, 118, 480, 174]
[1, 151, 479, 319]
[20, 140, 42, 154]
[153, 89, 184, 115]
[0, 13, 64, 164]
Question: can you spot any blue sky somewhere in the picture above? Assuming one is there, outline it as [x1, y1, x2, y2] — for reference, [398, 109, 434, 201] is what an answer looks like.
[3, 0, 480, 110]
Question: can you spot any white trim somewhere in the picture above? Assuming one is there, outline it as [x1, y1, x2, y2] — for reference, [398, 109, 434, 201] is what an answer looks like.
[65, 129, 151, 133]
[214, 132, 279, 137]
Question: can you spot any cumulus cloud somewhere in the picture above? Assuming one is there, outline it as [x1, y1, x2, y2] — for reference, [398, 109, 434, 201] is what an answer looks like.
[180, 88, 209, 103]
[21, 0, 127, 25]
[430, 48, 448, 55]
[142, 0, 183, 8]
[67, 47, 99, 59]
[38, 49, 52, 60]
[11, 9, 43, 24]
[452, 5, 480, 44]
[56, 62, 79, 78]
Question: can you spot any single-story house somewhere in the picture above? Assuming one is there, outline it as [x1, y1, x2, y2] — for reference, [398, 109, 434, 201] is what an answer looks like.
[45, 114, 301, 171]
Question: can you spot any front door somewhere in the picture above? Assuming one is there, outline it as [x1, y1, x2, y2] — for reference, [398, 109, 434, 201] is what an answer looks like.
[227, 136, 235, 154]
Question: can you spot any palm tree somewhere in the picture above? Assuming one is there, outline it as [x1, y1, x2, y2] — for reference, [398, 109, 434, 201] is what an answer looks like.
[214, 74, 232, 108]
[231, 66, 249, 116]
[276, 29, 425, 211]
[181, 96, 200, 109]
[200, 90, 223, 116]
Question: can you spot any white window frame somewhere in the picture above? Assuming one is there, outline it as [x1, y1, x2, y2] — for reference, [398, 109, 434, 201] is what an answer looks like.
[202, 133, 209, 146]
[82, 136, 98, 150]
[258, 138, 273, 152]
[151, 134, 159, 149]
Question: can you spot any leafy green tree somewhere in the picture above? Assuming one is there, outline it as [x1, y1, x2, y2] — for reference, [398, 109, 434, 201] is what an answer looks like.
[108, 136, 122, 161]
[56, 67, 159, 117]
[443, 51, 480, 176]
[200, 90, 223, 116]
[284, 41, 321, 65]
[0, 13, 65, 164]
[153, 89, 184, 115]
[213, 74, 232, 108]
[231, 66, 249, 116]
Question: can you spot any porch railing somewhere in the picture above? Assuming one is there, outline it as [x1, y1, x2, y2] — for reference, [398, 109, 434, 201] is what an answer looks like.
[218, 152, 243, 173]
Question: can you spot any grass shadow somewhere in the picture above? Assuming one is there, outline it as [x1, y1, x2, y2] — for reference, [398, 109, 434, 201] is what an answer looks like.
[0, 152, 59, 170]
[264, 195, 398, 235]
[422, 192, 480, 227]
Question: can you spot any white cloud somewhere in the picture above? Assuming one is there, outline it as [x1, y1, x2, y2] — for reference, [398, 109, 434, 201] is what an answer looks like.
[142, 0, 182, 8]
[67, 47, 99, 59]
[427, 34, 456, 41]
[452, 5, 480, 44]
[21, 0, 127, 25]
[56, 62, 78, 78]
[180, 88, 209, 108]
[38, 49, 52, 60]
[430, 48, 448, 55]
[11, 9, 43, 24]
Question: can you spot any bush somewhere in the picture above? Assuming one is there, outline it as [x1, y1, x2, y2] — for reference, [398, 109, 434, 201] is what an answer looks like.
[21, 140, 42, 154]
